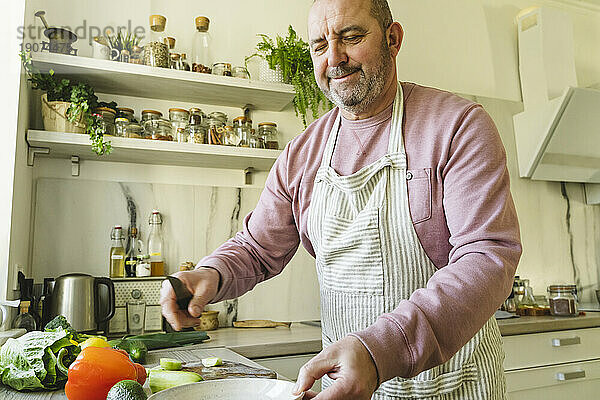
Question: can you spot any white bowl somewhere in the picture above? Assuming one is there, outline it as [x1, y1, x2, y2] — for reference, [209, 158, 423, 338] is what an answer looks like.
[148, 378, 304, 400]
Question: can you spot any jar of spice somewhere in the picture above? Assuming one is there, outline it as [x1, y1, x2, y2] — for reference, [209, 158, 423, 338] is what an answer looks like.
[248, 128, 263, 149]
[141, 109, 163, 123]
[144, 118, 173, 141]
[232, 66, 250, 79]
[125, 123, 144, 139]
[207, 118, 225, 145]
[169, 108, 190, 143]
[95, 107, 117, 136]
[117, 107, 136, 122]
[258, 122, 280, 149]
[548, 285, 578, 317]
[212, 63, 232, 77]
[207, 111, 227, 125]
[223, 125, 239, 146]
[189, 108, 205, 125]
[115, 117, 129, 137]
[143, 15, 170, 68]
[188, 108, 206, 144]
[233, 116, 250, 147]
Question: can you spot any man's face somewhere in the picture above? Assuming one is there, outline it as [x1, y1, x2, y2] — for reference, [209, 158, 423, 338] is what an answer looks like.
[308, 0, 393, 114]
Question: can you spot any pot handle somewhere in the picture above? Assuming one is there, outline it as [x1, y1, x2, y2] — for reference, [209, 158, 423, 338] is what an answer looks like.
[94, 277, 115, 323]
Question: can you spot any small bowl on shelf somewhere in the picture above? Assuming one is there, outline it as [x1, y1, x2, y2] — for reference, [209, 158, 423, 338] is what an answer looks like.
[194, 310, 219, 331]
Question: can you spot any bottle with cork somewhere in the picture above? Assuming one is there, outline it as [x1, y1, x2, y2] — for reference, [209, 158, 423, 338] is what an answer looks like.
[192, 16, 212, 73]
[147, 210, 165, 276]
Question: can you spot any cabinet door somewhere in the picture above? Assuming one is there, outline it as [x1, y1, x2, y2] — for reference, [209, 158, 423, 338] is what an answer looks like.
[255, 354, 321, 392]
[506, 358, 600, 399]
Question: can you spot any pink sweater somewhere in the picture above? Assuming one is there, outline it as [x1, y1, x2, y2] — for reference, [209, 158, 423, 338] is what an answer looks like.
[200, 82, 522, 382]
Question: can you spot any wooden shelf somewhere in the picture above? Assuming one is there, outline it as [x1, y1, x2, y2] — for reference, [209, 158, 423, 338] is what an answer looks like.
[27, 130, 281, 172]
[31, 52, 295, 111]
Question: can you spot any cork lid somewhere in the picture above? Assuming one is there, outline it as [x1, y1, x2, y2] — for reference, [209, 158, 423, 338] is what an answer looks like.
[169, 108, 189, 114]
[95, 107, 116, 115]
[195, 16, 210, 32]
[150, 15, 167, 32]
[142, 109, 163, 116]
[258, 122, 277, 127]
[117, 107, 134, 113]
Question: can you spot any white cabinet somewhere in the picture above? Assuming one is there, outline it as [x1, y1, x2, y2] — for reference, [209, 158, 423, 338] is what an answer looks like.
[503, 327, 600, 399]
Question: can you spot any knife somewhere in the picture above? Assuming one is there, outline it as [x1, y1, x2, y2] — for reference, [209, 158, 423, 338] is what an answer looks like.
[167, 275, 193, 311]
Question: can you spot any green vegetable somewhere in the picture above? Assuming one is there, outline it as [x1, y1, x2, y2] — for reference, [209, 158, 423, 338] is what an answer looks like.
[201, 357, 223, 367]
[148, 370, 202, 393]
[246, 25, 333, 128]
[0, 328, 78, 391]
[44, 315, 76, 336]
[109, 331, 209, 351]
[159, 358, 182, 371]
[112, 339, 148, 364]
[107, 379, 148, 400]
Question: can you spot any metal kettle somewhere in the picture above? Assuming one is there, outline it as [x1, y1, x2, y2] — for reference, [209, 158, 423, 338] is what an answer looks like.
[47, 273, 115, 332]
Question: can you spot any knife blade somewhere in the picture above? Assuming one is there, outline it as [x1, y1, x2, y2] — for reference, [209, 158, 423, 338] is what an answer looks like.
[167, 275, 193, 311]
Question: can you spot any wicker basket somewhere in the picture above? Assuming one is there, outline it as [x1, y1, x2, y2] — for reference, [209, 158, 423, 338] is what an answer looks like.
[258, 59, 284, 83]
[41, 93, 86, 133]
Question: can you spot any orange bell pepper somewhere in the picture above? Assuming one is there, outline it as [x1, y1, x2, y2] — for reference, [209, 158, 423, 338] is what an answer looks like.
[65, 346, 146, 400]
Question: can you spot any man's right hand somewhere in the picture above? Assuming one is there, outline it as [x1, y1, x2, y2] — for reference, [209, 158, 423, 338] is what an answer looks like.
[159, 267, 220, 331]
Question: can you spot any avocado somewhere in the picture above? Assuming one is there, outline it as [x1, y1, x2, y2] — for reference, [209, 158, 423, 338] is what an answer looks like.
[107, 380, 148, 400]
[148, 370, 203, 393]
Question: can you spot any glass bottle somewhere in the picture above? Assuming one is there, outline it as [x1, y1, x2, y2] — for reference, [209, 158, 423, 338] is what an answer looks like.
[110, 225, 126, 278]
[143, 15, 170, 68]
[12, 301, 37, 332]
[192, 16, 212, 73]
[180, 53, 191, 71]
[125, 227, 140, 277]
[169, 108, 190, 142]
[147, 210, 165, 276]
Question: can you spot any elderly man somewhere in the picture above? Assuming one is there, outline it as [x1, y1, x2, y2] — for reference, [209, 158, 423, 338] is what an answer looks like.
[160, 0, 522, 399]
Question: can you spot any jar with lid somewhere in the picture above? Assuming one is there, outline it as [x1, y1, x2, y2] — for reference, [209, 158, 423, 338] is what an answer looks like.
[143, 15, 170, 68]
[207, 118, 225, 145]
[115, 118, 129, 137]
[232, 66, 250, 79]
[144, 118, 173, 141]
[141, 109, 163, 123]
[117, 107, 136, 122]
[212, 63, 232, 77]
[169, 108, 190, 143]
[125, 123, 144, 139]
[188, 108, 206, 144]
[258, 122, 280, 149]
[180, 53, 191, 71]
[248, 128, 264, 149]
[192, 16, 212, 74]
[189, 108, 205, 125]
[94, 107, 116, 136]
[548, 285, 578, 317]
[170, 53, 181, 69]
[233, 116, 250, 147]
[222, 125, 239, 146]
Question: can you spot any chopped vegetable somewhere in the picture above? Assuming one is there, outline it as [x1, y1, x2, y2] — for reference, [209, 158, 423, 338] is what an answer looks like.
[112, 339, 148, 364]
[0, 328, 78, 391]
[65, 346, 146, 400]
[148, 369, 202, 393]
[201, 357, 223, 367]
[106, 379, 148, 400]
[160, 358, 182, 370]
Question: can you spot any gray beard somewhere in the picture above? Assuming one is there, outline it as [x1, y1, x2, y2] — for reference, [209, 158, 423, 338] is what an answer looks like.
[321, 45, 392, 115]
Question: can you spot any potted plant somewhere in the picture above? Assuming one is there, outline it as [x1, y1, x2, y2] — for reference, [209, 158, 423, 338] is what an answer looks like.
[20, 52, 112, 155]
[246, 26, 332, 128]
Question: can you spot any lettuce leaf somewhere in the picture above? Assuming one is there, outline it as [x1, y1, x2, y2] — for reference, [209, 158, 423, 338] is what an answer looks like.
[0, 328, 76, 391]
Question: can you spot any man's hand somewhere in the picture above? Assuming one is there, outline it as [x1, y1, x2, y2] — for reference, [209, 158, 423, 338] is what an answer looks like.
[293, 336, 378, 400]
[159, 268, 220, 331]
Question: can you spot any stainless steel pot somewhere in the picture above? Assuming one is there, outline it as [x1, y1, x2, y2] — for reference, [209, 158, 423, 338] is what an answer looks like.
[48, 273, 115, 332]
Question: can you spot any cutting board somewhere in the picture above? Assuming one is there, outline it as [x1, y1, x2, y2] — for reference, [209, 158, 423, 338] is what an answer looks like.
[233, 319, 292, 328]
[183, 360, 277, 380]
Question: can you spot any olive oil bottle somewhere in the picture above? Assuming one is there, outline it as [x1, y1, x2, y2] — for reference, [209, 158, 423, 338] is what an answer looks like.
[147, 210, 165, 276]
[110, 225, 126, 278]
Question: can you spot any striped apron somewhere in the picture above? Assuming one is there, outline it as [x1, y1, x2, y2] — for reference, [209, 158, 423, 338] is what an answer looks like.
[307, 84, 506, 399]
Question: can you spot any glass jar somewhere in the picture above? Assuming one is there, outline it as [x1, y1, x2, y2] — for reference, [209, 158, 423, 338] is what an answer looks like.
[258, 122, 280, 149]
[207, 118, 225, 145]
[169, 108, 190, 143]
[222, 125, 239, 146]
[144, 118, 173, 141]
[547, 285, 578, 317]
[232, 66, 250, 79]
[180, 53, 191, 71]
[192, 16, 212, 73]
[143, 15, 170, 68]
[207, 111, 227, 125]
[170, 53, 181, 69]
[212, 62, 232, 76]
[95, 107, 116, 136]
[141, 109, 163, 123]
[233, 116, 250, 147]
[188, 123, 207, 144]
[248, 128, 263, 149]
[189, 108, 205, 125]
[117, 107, 136, 122]
[115, 117, 129, 137]
[125, 123, 144, 139]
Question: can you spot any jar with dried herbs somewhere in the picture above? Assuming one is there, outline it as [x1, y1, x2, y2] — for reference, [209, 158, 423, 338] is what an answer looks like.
[258, 122, 280, 149]
[144, 118, 173, 141]
[143, 15, 170, 68]
[169, 108, 190, 143]
[141, 109, 163, 123]
[207, 118, 225, 146]
[125, 123, 144, 139]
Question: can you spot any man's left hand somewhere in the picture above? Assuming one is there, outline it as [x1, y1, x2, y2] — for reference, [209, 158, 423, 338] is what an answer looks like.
[293, 335, 378, 399]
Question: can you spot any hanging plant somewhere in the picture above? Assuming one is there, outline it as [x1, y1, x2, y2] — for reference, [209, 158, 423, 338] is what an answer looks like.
[20, 51, 112, 155]
[246, 25, 332, 128]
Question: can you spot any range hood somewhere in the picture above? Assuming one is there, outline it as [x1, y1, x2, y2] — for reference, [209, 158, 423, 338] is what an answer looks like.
[513, 7, 600, 185]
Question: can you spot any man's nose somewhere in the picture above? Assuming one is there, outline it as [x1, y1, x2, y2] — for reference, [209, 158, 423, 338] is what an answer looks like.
[327, 41, 348, 67]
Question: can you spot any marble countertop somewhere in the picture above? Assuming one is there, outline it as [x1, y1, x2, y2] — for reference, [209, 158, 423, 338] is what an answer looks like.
[497, 312, 600, 336]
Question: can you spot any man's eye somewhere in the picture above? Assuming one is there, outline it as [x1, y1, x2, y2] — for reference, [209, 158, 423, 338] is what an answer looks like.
[313, 44, 327, 54]
[343, 35, 363, 43]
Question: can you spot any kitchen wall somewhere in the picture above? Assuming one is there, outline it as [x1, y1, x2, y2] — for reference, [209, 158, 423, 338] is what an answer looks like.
[12, 0, 600, 312]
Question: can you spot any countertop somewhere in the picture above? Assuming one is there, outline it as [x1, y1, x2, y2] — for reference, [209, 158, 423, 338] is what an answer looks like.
[497, 312, 600, 336]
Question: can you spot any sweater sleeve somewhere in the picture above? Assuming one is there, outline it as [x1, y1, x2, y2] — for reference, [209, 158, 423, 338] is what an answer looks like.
[198, 143, 301, 302]
[350, 105, 522, 382]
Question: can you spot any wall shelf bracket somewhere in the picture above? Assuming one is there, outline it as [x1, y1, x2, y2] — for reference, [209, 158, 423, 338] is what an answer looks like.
[242, 104, 254, 121]
[244, 167, 255, 185]
[27, 146, 50, 166]
[71, 156, 80, 177]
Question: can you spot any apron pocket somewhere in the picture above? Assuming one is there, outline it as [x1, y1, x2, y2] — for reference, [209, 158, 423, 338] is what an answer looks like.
[319, 208, 384, 295]
[407, 168, 432, 224]
[379, 362, 478, 399]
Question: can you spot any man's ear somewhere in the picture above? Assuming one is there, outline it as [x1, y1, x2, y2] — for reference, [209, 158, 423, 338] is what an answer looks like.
[387, 22, 403, 57]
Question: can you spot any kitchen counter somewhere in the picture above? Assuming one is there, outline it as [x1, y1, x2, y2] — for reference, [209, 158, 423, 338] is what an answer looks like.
[497, 312, 600, 336]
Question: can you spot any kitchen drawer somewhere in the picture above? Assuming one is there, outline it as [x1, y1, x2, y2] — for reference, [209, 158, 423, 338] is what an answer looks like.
[503, 327, 600, 370]
[254, 354, 321, 392]
[506, 359, 600, 399]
